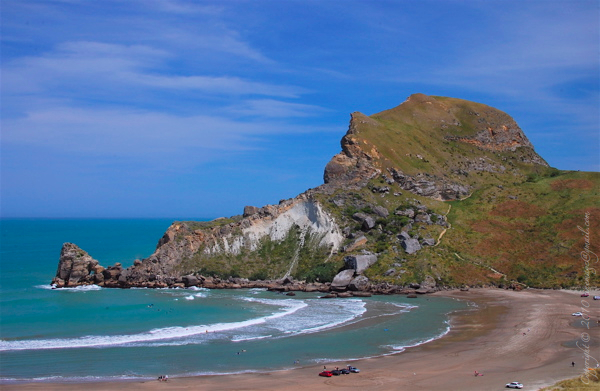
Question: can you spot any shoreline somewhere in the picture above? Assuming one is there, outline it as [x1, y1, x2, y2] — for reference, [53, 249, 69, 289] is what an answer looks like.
[2, 288, 597, 391]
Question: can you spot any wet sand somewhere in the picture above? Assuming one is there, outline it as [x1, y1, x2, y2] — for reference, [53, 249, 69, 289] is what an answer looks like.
[2, 288, 598, 391]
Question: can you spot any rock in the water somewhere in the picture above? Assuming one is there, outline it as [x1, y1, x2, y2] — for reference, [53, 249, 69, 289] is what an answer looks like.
[52, 243, 101, 286]
[102, 264, 122, 282]
[182, 275, 199, 287]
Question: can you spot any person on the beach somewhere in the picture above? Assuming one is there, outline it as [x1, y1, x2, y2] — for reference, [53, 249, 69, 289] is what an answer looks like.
[572, 361, 575, 367]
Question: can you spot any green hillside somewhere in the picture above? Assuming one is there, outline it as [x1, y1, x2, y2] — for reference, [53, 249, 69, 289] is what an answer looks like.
[315, 94, 599, 288]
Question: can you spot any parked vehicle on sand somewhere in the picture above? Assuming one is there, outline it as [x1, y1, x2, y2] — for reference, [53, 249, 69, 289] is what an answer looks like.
[347, 365, 360, 373]
[506, 381, 523, 389]
[319, 371, 333, 377]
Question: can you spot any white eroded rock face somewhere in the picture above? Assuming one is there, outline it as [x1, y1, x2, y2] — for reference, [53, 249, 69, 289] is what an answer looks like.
[206, 198, 344, 256]
[130, 194, 346, 280]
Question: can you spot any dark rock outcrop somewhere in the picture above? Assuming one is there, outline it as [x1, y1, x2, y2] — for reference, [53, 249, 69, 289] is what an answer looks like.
[52, 243, 101, 287]
[344, 254, 378, 274]
[389, 169, 471, 201]
[401, 237, 421, 254]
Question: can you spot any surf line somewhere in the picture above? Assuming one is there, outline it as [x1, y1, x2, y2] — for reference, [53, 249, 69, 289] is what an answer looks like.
[0, 300, 308, 352]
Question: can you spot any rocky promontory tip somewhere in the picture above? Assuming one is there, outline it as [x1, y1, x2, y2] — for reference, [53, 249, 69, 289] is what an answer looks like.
[50, 242, 437, 296]
[52, 243, 103, 287]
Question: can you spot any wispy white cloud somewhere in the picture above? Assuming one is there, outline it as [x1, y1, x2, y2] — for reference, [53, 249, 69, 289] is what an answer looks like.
[226, 99, 330, 118]
[142, 0, 223, 15]
[373, 2, 597, 97]
[2, 104, 337, 171]
[128, 73, 307, 97]
[2, 41, 301, 98]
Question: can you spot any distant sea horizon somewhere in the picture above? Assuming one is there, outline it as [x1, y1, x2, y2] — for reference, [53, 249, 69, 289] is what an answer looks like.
[0, 218, 469, 383]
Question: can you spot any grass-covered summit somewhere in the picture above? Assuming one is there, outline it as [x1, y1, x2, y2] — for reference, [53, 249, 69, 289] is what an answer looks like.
[324, 93, 549, 197]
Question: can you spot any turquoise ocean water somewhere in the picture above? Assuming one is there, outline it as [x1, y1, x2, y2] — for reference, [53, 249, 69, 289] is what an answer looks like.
[0, 219, 469, 383]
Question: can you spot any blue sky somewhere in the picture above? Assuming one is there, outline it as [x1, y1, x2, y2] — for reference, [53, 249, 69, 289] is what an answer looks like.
[1, 0, 598, 218]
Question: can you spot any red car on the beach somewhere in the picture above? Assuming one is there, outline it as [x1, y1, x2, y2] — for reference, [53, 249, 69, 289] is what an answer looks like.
[319, 370, 333, 377]
[581, 293, 589, 297]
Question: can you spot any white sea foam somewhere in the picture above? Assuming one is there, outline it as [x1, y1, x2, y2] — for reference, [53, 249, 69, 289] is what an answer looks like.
[36, 284, 103, 292]
[386, 321, 451, 352]
[0, 374, 150, 384]
[247, 288, 266, 294]
[179, 292, 207, 300]
[0, 296, 307, 351]
[389, 302, 418, 311]
[242, 297, 367, 337]
[231, 334, 272, 342]
[187, 286, 209, 291]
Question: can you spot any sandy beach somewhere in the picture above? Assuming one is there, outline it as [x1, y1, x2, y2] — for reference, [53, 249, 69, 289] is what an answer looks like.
[2, 288, 598, 391]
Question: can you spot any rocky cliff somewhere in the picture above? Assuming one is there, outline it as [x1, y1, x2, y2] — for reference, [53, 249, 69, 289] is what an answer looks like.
[323, 93, 547, 200]
[52, 94, 599, 292]
[53, 193, 346, 289]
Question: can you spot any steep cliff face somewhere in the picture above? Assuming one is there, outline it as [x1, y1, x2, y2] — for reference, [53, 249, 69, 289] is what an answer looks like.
[109, 194, 344, 286]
